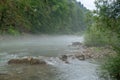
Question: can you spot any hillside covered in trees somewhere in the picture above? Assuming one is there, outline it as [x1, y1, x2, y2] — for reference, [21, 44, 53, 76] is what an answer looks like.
[0, 0, 88, 35]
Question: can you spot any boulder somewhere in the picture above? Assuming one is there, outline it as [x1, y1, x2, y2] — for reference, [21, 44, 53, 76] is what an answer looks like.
[59, 55, 69, 63]
[59, 55, 67, 61]
[8, 57, 46, 65]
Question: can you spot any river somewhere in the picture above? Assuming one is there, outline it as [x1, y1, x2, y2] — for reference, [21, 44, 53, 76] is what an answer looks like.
[0, 35, 110, 80]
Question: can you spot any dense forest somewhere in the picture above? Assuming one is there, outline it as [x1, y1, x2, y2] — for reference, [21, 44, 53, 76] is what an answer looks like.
[0, 0, 88, 35]
[84, 0, 120, 79]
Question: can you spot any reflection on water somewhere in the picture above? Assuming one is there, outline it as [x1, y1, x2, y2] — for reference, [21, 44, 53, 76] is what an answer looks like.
[0, 35, 110, 80]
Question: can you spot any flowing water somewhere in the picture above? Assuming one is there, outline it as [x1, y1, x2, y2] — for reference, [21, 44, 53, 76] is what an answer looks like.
[0, 35, 110, 80]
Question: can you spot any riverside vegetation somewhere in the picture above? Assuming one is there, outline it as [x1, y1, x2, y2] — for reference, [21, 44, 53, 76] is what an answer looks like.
[84, 0, 120, 79]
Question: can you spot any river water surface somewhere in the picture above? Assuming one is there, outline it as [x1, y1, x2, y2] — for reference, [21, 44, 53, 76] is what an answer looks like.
[0, 35, 110, 80]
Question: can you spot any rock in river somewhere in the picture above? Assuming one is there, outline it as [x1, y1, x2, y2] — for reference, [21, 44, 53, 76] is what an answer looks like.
[59, 55, 69, 63]
[8, 57, 46, 65]
[75, 54, 85, 60]
[72, 42, 82, 47]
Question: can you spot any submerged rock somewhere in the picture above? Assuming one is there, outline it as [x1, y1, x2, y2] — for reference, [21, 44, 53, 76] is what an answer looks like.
[8, 57, 46, 65]
[59, 54, 86, 63]
[75, 54, 85, 60]
[72, 42, 82, 46]
[0, 73, 9, 75]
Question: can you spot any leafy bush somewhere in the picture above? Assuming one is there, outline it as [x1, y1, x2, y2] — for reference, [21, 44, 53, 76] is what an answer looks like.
[102, 54, 120, 80]
[8, 28, 20, 36]
[0, 27, 20, 36]
[84, 23, 109, 46]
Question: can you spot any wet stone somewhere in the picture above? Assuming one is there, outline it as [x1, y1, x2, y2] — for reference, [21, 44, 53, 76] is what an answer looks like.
[8, 57, 46, 65]
[75, 54, 85, 60]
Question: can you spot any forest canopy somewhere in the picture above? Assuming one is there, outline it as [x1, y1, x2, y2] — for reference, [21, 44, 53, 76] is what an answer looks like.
[0, 0, 88, 35]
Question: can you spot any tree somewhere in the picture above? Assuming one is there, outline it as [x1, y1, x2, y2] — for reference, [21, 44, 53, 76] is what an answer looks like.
[91, 0, 120, 79]
[0, 0, 88, 34]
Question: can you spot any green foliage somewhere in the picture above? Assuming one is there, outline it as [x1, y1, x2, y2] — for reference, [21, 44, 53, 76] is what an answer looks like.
[84, 22, 119, 46]
[0, 0, 88, 35]
[84, 0, 120, 46]
[84, 23, 109, 46]
[103, 54, 120, 79]
[84, 0, 120, 79]
[94, 0, 120, 35]
[7, 25, 20, 35]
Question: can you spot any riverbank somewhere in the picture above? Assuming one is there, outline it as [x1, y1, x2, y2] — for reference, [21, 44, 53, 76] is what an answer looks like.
[64, 43, 116, 61]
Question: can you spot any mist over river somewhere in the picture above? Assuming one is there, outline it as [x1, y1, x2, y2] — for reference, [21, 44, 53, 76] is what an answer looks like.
[0, 35, 110, 80]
